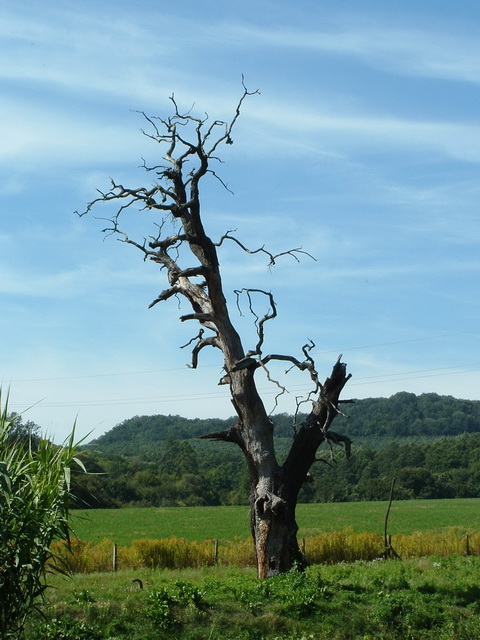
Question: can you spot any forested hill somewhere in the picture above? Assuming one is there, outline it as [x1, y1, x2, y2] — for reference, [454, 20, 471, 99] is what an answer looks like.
[75, 392, 480, 507]
[90, 392, 480, 456]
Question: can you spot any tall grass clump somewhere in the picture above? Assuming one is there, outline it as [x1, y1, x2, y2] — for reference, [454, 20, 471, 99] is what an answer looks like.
[131, 537, 215, 569]
[59, 537, 255, 573]
[0, 393, 85, 639]
[304, 529, 384, 564]
[52, 538, 122, 573]
[393, 528, 480, 558]
[220, 536, 256, 567]
[303, 528, 480, 565]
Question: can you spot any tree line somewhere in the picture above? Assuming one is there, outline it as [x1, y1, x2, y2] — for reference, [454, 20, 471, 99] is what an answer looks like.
[70, 392, 480, 508]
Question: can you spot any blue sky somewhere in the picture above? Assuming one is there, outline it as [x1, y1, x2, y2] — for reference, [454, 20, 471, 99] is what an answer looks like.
[1, 0, 480, 442]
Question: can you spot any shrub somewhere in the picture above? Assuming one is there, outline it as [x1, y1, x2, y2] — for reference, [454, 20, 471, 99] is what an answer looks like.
[145, 581, 209, 629]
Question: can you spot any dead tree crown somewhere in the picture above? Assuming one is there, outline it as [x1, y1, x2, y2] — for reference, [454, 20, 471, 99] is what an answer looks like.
[78, 83, 352, 576]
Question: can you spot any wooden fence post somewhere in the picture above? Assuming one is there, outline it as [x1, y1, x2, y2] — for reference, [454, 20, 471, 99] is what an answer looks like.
[213, 539, 219, 565]
[113, 543, 118, 572]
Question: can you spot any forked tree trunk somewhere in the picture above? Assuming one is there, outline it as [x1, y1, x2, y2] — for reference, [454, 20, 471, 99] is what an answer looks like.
[204, 359, 351, 578]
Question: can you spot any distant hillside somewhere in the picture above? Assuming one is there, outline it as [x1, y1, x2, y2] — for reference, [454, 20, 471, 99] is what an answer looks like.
[89, 414, 236, 456]
[75, 392, 480, 508]
[89, 392, 480, 456]
[335, 392, 480, 438]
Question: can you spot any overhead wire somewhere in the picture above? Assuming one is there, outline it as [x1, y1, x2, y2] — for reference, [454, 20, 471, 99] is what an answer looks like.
[5, 332, 479, 410]
[7, 362, 480, 410]
[3, 331, 473, 383]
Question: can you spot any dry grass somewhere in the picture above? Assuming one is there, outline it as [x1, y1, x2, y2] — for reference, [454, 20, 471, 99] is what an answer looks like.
[51, 527, 480, 573]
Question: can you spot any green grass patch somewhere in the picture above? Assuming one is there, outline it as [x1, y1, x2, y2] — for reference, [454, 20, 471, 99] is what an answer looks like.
[25, 557, 480, 639]
[297, 499, 480, 538]
[71, 498, 480, 545]
[71, 505, 251, 545]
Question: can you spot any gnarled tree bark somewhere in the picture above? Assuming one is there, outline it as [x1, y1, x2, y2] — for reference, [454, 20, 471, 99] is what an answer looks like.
[79, 83, 352, 578]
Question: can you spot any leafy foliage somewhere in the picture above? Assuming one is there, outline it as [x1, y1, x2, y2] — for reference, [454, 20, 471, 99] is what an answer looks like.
[0, 395, 85, 639]
[71, 392, 480, 508]
[89, 393, 480, 456]
[334, 392, 480, 438]
[146, 581, 208, 629]
[50, 528, 480, 573]
[36, 618, 103, 640]
[4, 412, 40, 449]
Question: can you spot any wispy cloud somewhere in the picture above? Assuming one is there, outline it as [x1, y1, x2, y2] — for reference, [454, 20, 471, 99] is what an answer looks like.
[0, 98, 144, 168]
[243, 101, 480, 163]
[0, 4, 240, 110]
[225, 20, 480, 85]
[0, 261, 139, 299]
[3, 3, 478, 175]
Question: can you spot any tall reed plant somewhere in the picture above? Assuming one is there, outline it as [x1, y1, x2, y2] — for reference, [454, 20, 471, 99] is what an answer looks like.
[0, 393, 85, 639]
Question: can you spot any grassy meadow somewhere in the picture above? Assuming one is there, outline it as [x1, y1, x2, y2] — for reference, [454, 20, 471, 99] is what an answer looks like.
[25, 500, 480, 638]
[71, 498, 480, 545]
[27, 557, 480, 639]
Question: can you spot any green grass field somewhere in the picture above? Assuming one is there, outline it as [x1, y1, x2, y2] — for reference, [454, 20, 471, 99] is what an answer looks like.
[71, 498, 480, 545]
[25, 557, 480, 640]
[23, 499, 480, 639]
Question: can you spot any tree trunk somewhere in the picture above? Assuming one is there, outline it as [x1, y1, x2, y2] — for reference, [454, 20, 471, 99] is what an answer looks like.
[251, 478, 301, 577]
[247, 358, 351, 577]
[201, 359, 351, 578]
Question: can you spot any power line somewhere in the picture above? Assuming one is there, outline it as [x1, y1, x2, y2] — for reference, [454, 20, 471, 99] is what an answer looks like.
[349, 363, 480, 383]
[314, 332, 462, 356]
[3, 332, 471, 384]
[8, 363, 480, 410]
[8, 390, 231, 410]
[349, 366, 480, 387]
[4, 366, 193, 383]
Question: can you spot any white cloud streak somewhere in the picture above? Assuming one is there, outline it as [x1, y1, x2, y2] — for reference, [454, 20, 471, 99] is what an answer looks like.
[221, 20, 480, 85]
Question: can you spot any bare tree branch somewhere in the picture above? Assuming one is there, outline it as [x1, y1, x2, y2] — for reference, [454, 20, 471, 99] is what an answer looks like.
[216, 230, 315, 267]
[179, 312, 214, 323]
[180, 329, 221, 368]
[199, 424, 244, 447]
[234, 288, 276, 356]
[148, 286, 183, 308]
[326, 430, 353, 458]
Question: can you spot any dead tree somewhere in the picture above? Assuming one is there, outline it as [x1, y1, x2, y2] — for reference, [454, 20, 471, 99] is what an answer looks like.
[79, 84, 352, 577]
